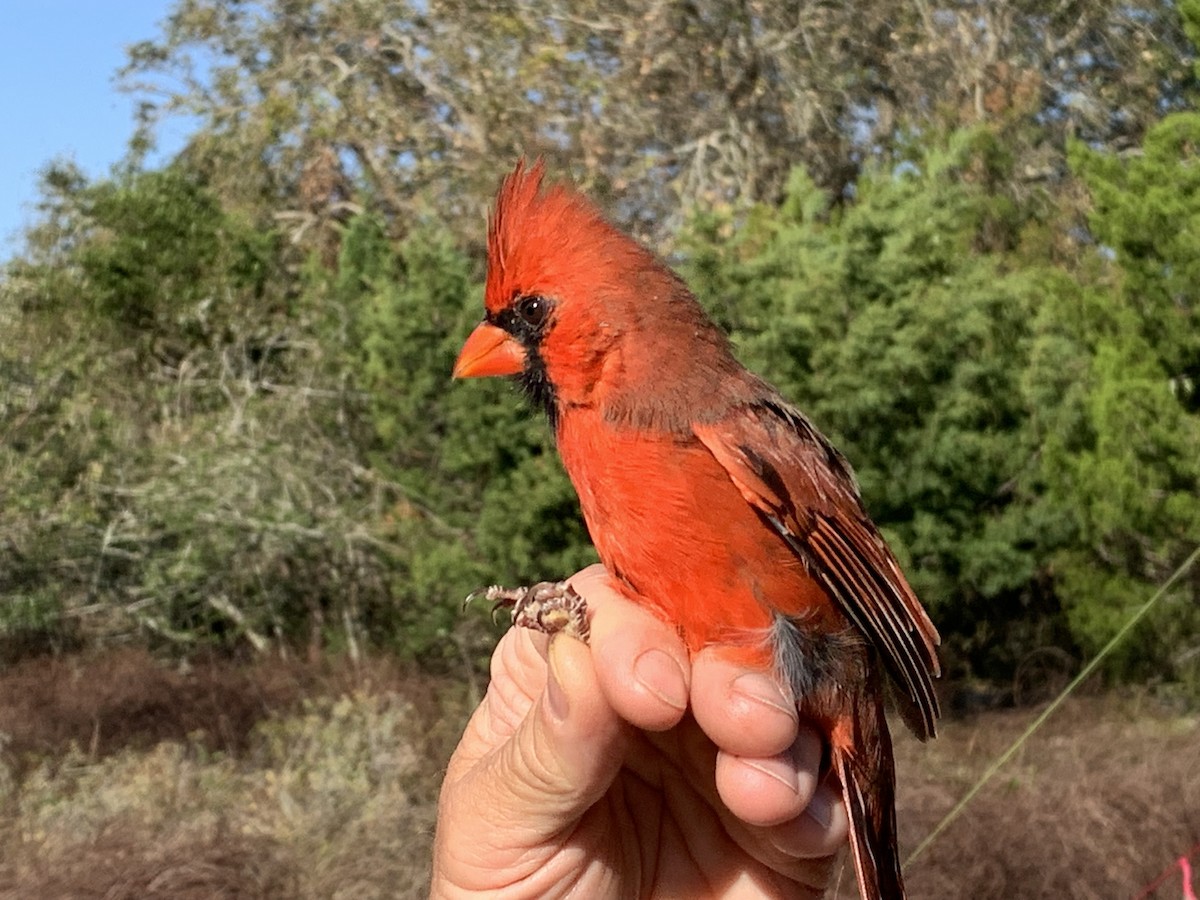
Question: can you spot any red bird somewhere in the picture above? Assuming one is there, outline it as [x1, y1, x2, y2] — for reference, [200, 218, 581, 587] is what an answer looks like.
[453, 160, 941, 900]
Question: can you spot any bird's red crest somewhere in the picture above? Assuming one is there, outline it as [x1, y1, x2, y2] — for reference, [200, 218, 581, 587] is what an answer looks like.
[485, 159, 634, 315]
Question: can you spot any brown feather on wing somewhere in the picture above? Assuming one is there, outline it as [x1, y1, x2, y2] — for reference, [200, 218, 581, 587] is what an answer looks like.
[693, 397, 942, 740]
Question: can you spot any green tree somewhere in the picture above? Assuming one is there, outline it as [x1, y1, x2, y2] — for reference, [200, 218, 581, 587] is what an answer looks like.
[1045, 113, 1200, 680]
[1, 166, 391, 659]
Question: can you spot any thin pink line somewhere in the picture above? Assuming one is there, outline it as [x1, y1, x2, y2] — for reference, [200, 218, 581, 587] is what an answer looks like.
[1133, 841, 1200, 900]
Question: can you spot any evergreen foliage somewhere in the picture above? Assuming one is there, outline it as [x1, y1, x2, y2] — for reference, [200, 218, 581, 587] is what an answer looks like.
[2, 0, 1198, 694]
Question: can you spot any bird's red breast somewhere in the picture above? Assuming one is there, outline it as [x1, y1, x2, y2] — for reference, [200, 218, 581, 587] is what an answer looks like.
[557, 403, 836, 660]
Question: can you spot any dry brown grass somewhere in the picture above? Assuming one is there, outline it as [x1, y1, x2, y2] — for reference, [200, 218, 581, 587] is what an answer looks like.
[1, 650, 1196, 898]
[0, 649, 469, 899]
[0, 647, 465, 765]
[865, 697, 1200, 899]
[0, 648, 308, 765]
[1, 825, 297, 899]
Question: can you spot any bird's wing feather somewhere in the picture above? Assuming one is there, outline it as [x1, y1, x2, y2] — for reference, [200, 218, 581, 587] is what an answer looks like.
[693, 397, 941, 739]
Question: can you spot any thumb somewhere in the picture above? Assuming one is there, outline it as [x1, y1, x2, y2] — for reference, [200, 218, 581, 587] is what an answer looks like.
[501, 635, 628, 826]
[436, 635, 628, 881]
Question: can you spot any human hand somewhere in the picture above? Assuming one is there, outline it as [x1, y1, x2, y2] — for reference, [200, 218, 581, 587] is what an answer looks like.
[431, 564, 848, 898]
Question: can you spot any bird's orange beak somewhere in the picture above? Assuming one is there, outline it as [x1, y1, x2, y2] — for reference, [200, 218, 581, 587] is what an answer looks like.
[453, 322, 525, 378]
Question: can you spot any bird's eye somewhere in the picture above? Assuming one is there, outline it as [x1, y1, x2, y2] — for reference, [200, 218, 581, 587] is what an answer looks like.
[515, 295, 550, 329]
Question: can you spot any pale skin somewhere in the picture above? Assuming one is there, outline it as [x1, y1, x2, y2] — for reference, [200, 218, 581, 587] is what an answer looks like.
[432, 565, 849, 898]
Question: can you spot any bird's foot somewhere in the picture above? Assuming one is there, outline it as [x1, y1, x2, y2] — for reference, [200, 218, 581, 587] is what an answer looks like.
[469, 581, 591, 644]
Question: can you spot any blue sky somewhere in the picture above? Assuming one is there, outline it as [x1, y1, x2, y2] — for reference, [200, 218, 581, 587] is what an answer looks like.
[1, 1, 188, 259]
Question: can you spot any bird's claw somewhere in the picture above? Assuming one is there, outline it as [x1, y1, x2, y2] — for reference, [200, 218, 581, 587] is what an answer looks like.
[466, 580, 591, 644]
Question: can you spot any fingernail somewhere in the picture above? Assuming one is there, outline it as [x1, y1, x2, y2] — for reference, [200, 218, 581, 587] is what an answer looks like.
[529, 630, 550, 661]
[742, 755, 801, 794]
[633, 649, 689, 711]
[731, 673, 797, 719]
[805, 787, 834, 830]
[546, 645, 569, 722]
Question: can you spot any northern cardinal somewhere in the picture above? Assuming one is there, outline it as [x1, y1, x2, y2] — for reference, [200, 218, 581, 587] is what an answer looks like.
[453, 160, 941, 900]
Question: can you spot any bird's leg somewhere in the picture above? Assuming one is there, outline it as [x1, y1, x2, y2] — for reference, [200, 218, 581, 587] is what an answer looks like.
[469, 581, 591, 644]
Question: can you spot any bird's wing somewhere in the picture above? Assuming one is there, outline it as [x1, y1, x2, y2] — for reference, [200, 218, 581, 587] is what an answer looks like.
[693, 397, 941, 739]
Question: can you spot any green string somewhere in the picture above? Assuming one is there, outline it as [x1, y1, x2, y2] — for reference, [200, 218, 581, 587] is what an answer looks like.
[904, 543, 1200, 868]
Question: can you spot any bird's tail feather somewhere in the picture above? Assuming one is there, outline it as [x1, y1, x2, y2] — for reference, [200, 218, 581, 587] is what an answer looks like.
[833, 692, 905, 900]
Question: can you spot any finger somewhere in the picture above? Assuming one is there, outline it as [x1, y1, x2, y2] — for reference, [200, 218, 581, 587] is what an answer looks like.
[765, 779, 850, 860]
[501, 634, 628, 824]
[571, 565, 691, 732]
[714, 723, 824, 827]
[436, 635, 628, 879]
[475, 625, 551, 746]
[651, 718, 844, 888]
[690, 647, 798, 758]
